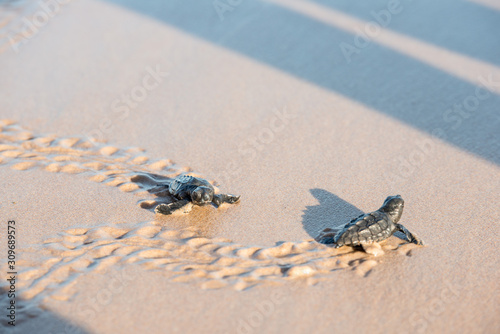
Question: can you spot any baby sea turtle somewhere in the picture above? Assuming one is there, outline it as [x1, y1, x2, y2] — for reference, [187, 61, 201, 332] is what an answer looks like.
[317, 195, 424, 254]
[154, 175, 240, 215]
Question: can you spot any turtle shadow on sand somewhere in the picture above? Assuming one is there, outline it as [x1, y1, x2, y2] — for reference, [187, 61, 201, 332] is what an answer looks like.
[302, 189, 364, 240]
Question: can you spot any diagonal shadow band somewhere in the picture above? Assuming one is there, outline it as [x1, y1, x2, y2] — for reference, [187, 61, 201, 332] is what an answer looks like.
[309, 0, 500, 67]
[103, 0, 500, 165]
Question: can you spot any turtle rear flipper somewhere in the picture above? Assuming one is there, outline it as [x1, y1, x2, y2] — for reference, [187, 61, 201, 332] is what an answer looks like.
[320, 237, 336, 245]
[315, 228, 338, 245]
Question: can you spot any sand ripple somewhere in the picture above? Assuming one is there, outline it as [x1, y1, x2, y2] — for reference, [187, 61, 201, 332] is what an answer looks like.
[1, 219, 415, 308]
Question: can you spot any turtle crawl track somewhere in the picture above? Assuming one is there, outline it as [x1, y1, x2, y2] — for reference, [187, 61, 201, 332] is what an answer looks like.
[0, 120, 419, 315]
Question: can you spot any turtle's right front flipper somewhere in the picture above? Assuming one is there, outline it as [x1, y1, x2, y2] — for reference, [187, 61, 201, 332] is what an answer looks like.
[396, 223, 425, 245]
[212, 194, 240, 207]
[155, 200, 192, 215]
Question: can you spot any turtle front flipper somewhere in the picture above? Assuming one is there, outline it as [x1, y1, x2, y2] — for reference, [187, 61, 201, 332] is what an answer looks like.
[212, 194, 240, 207]
[395, 223, 425, 246]
[155, 200, 192, 215]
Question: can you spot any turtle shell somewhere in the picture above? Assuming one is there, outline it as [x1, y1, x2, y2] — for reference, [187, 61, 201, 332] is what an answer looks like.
[169, 175, 213, 199]
[333, 211, 395, 247]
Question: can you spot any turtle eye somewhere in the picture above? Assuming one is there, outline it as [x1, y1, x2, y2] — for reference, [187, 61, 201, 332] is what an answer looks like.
[203, 194, 210, 201]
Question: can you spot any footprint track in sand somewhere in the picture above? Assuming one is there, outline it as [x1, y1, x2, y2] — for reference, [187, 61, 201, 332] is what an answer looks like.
[1, 220, 414, 304]
[0, 120, 189, 198]
[0, 120, 420, 313]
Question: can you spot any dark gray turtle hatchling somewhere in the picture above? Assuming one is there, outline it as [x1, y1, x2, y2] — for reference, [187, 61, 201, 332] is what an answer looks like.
[154, 175, 240, 215]
[317, 195, 424, 253]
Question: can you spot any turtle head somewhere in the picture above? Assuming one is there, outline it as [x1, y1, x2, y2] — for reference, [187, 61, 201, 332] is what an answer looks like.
[191, 186, 213, 206]
[379, 195, 404, 223]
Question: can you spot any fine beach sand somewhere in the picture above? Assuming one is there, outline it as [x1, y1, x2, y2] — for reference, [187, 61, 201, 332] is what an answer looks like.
[1, 0, 499, 333]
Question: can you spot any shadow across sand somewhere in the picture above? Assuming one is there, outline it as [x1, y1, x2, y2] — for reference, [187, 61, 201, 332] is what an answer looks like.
[302, 188, 363, 239]
[0, 289, 90, 334]
[102, 0, 500, 165]
[310, 0, 500, 66]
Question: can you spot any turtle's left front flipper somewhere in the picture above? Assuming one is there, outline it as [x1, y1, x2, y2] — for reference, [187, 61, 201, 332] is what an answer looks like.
[212, 194, 240, 207]
[155, 200, 192, 215]
[396, 223, 425, 246]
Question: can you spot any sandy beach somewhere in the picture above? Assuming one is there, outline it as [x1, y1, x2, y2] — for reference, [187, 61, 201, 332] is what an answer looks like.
[0, 0, 499, 333]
